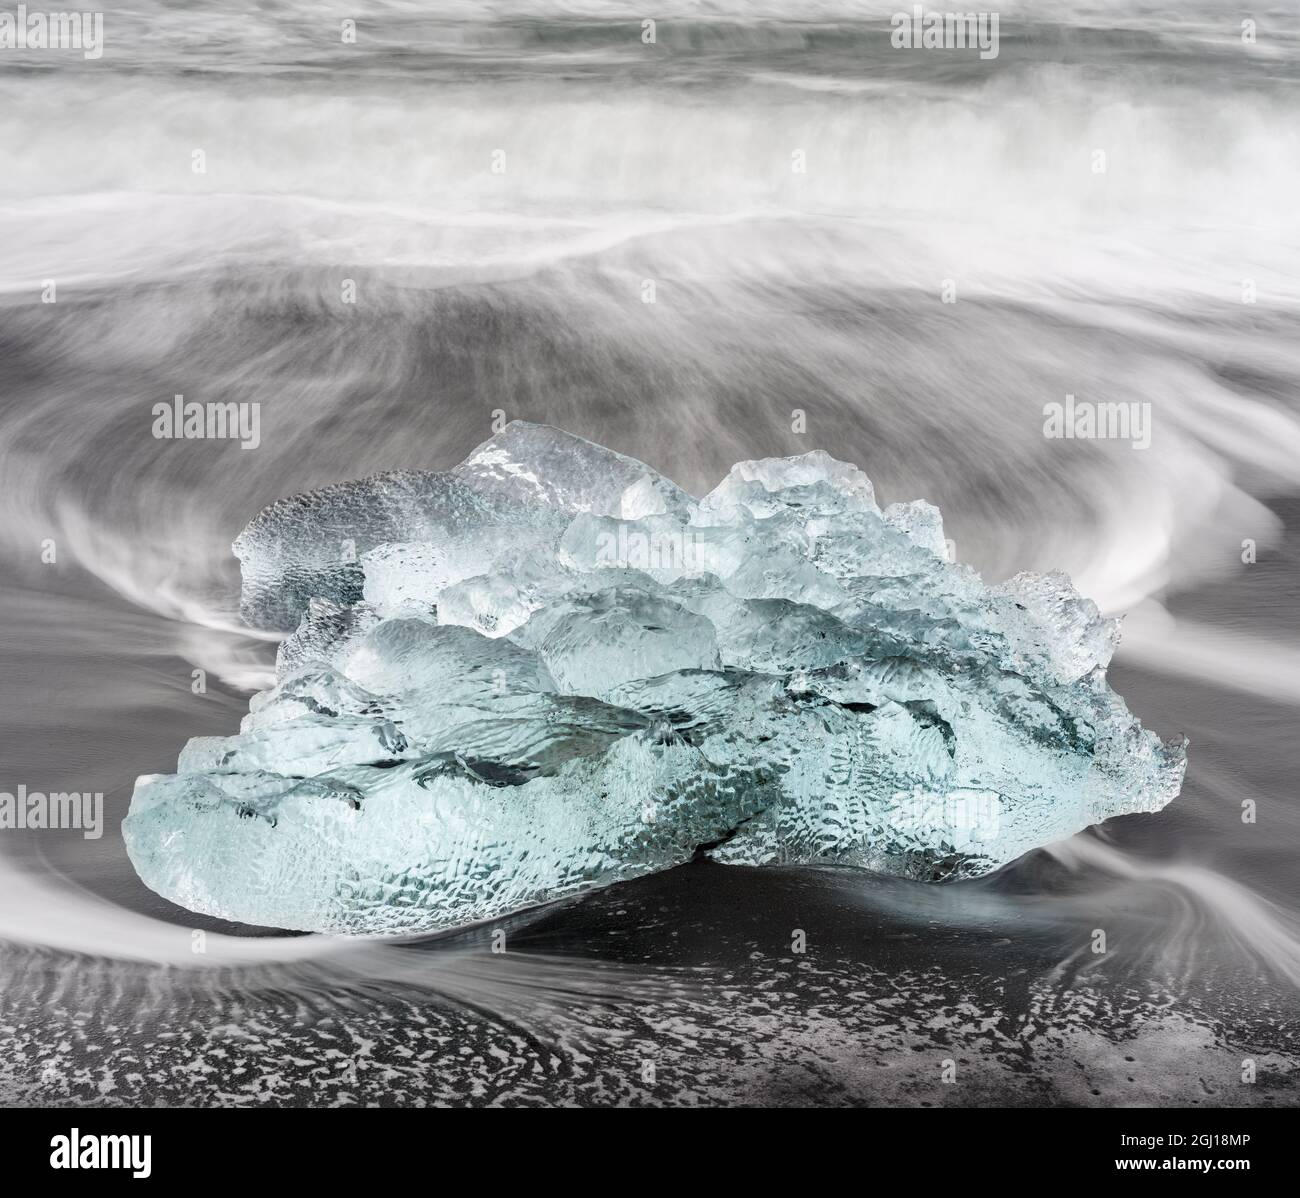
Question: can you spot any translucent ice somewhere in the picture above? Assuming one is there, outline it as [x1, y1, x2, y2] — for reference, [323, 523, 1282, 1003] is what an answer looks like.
[125, 424, 1187, 934]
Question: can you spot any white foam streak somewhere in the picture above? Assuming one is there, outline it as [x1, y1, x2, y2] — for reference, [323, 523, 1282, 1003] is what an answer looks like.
[1047, 836, 1300, 988]
[1122, 607, 1300, 708]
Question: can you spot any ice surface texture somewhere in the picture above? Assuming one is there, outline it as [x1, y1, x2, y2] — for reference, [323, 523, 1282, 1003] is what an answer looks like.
[125, 423, 1186, 935]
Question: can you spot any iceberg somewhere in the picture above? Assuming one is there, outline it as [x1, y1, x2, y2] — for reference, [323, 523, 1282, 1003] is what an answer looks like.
[124, 423, 1186, 935]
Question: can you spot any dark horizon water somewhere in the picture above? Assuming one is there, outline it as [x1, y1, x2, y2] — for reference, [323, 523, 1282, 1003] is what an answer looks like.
[0, 2, 1298, 1105]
